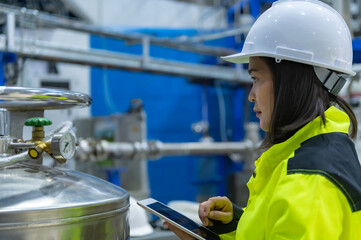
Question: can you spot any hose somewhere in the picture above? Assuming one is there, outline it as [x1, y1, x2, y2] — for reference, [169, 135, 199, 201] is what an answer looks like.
[0, 151, 30, 168]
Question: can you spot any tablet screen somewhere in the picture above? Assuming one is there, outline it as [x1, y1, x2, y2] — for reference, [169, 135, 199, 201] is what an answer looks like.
[148, 202, 220, 240]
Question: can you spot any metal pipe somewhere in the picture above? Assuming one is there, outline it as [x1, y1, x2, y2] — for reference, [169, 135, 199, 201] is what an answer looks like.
[0, 151, 30, 168]
[92, 140, 255, 161]
[0, 109, 9, 136]
[8, 142, 35, 148]
[5, 12, 15, 50]
[0, 36, 250, 83]
[43, 121, 73, 142]
[180, 25, 251, 43]
[101, 140, 135, 158]
[158, 140, 254, 156]
[0, 5, 253, 84]
[0, 4, 235, 56]
[53, 121, 73, 134]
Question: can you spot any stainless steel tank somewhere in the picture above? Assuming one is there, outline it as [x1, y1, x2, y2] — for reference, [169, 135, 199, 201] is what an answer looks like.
[0, 163, 129, 240]
[0, 87, 130, 240]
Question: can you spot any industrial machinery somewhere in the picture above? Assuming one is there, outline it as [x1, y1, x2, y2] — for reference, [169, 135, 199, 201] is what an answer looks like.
[74, 99, 260, 204]
[0, 87, 130, 240]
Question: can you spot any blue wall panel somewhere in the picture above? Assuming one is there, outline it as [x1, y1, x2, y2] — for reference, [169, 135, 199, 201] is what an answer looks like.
[90, 29, 244, 203]
[91, 68, 206, 203]
[353, 37, 361, 64]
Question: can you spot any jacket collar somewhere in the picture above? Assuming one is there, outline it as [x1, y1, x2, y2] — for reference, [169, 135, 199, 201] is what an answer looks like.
[255, 106, 350, 175]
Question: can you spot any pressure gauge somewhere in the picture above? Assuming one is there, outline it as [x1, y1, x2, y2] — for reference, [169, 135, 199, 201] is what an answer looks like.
[51, 132, 76, 162]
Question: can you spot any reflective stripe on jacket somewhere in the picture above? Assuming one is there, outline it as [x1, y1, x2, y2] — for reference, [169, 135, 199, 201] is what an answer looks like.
[217, 106, 361, 239]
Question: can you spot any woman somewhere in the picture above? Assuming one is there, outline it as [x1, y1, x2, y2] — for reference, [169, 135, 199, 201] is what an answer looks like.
[165, 0, 361, 239]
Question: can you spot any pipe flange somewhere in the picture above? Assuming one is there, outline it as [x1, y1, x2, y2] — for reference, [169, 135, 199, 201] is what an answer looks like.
[147, 140, 162, 160]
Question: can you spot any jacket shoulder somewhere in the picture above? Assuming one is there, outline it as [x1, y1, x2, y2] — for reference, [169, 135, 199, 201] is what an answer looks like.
[287, 132, 361, 212]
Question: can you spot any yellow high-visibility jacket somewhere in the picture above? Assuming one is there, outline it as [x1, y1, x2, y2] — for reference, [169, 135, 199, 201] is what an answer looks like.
[212, 106, 361, 239]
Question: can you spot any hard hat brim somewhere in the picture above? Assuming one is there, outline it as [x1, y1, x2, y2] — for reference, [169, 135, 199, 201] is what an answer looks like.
[221, 52, 357, 77]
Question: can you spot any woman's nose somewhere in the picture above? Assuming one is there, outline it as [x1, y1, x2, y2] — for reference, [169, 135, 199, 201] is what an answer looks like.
[248, 87, 255, 102]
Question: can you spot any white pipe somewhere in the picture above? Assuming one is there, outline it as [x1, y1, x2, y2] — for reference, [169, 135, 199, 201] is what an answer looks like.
[97, 140, 255, 160]
[6, 12, 15, 50]
[158, 140, 254, 156]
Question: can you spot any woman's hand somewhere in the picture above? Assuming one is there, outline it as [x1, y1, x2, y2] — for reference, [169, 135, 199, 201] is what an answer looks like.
[198, 196, 233, 227]
[163, 222, 196, 240]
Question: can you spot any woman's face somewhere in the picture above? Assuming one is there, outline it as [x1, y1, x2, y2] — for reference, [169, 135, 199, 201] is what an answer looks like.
[248, 57, 274, 132]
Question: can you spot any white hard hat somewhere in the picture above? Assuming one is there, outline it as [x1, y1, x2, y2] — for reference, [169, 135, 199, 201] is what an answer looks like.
[222, 0, 356, 76]
[129, 196, 153, 237]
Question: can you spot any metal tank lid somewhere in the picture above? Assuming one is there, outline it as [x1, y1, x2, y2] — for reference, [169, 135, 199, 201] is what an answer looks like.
[0, 163, 129, 225]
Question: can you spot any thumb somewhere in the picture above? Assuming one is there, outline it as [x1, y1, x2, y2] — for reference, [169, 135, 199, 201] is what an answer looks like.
[208, 210, 232, 223]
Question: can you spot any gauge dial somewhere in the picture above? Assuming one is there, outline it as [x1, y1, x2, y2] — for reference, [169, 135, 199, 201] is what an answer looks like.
[51, 132, 76, 162]
[60, 132, 76, 159]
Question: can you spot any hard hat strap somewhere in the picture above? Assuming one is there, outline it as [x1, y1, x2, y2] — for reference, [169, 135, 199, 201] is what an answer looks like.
[313, 66, 346, 95]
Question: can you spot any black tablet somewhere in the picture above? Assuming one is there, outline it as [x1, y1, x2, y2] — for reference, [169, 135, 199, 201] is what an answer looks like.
[138, 198, 220, 240]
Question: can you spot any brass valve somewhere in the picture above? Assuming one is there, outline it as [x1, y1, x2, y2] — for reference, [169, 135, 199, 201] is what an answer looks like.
[28, 141, 51, 159]
[24, 117, 75, 164]
[24, 117, 52, 142]
[24, 117, 52, 160]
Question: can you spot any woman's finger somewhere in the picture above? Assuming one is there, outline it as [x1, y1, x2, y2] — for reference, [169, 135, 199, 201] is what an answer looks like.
[163, 222, 196, 240]
[198, 196, 233, 226]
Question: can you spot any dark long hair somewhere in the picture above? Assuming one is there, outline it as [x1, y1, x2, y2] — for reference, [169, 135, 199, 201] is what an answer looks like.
[260, 57, 357, 149]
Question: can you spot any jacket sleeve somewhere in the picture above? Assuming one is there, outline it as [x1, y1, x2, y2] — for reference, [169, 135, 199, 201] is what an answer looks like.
[208, 203, 244, 240]
[266, 173, 348, 240]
